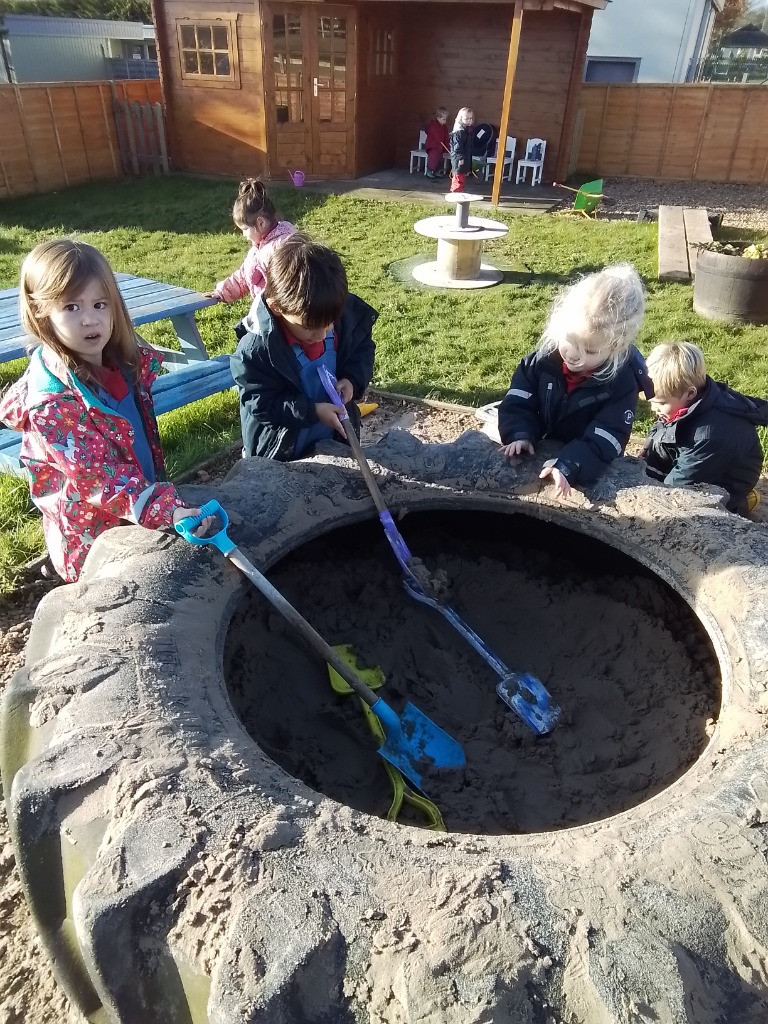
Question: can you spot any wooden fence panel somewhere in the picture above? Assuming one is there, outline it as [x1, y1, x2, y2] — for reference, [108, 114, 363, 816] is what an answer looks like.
[575, 83, 768, 185]
[0, 80, 163, 200]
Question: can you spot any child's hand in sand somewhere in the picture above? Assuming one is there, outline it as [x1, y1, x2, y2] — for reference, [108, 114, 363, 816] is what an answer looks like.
[499, 439, 535, 459]
[539, 465, 571, 499]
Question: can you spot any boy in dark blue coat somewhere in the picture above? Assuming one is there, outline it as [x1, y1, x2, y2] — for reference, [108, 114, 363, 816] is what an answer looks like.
[643, 342, 767, 516]
[498, 264, 650, 498]
[230, 234, 377, 461]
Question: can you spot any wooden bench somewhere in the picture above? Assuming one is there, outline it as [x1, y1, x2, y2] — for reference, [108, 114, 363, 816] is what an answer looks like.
[0, 354, 234, 475]
[658, 206, 713, 283]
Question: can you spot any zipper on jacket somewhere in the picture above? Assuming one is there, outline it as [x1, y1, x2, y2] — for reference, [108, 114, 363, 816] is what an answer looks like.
[544, 381, 553, 429]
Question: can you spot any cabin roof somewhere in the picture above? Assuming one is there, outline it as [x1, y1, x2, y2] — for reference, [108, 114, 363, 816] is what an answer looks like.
[353, 1, 607, 8]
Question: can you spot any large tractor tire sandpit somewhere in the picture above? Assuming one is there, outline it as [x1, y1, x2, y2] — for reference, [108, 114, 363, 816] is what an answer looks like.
[2, 430, 768, 1023]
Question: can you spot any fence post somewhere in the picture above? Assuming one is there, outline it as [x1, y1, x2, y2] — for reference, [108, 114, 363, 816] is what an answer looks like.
[141, 101, 160, 174]
[124, 102, 140, 176]
[153, 102, 170, 173]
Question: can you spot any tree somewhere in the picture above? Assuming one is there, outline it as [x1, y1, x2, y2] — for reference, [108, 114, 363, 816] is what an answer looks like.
[0, 0, 152, 21]
[712, 0, 750, 40]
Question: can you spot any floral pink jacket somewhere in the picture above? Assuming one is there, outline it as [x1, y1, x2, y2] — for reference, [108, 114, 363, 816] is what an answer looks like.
[0, 344, 185, 582]
[214, 220, 297, 303]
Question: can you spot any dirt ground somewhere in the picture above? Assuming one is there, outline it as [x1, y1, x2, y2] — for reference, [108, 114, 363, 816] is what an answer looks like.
[0, 392, 765, 1022]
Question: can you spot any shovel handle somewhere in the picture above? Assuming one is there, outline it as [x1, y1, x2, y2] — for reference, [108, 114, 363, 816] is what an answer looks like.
[174, 499, 236, 555]
[175, 500, 382, 709]
[318, 365, 391, 517]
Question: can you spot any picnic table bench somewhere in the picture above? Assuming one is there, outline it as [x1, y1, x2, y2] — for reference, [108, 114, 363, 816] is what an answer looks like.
[657, 206, 713, 283]
[0, 273, 218, 368]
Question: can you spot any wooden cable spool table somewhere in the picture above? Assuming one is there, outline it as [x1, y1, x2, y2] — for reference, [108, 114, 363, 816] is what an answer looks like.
[412, 192, 508, 289]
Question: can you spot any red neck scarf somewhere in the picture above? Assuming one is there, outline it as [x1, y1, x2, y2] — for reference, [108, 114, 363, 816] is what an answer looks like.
[562, 364, 591, 394]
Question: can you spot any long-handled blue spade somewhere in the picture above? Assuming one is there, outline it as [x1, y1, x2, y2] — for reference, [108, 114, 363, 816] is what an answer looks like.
[318, 366, 560, 735]
[175, 501, 466, 790]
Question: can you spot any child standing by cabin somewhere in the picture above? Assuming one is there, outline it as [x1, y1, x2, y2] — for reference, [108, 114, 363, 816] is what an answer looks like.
[211, 178, 296, 335]
[498, 263, 650, 498]
[0, 239, 211, 582]
[449, 107, 475, 193]
[230, 233, 377, 461]
[424, 107, 449, 180]
[642, 341, 767, 516]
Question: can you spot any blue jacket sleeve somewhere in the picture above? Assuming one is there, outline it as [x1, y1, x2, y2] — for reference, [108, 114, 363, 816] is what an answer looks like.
[498, 356, 543, 446]
[337, 294, 377, 398]
[663, 429, 733, 489]
[230, 336, 318, 429]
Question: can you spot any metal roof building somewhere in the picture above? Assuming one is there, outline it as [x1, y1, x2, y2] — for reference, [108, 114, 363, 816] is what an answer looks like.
[0, 14, 157, 83]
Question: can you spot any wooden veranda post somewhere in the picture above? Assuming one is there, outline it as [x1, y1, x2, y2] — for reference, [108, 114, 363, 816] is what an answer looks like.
[554, 7, 593, 183]
[491, 2, 524, 207]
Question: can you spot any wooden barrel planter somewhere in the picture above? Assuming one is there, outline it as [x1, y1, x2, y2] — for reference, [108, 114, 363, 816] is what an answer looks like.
[693, 247, 768, 324]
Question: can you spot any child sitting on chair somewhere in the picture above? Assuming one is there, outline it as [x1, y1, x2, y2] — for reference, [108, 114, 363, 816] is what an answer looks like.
[230, 233, 377, 461]
[424, 107, 449, 180]
[211, 178, 296, 336]
[449, 107, 474, 193]
[498, 263, 650, 498]
[642, 341, 767, 516]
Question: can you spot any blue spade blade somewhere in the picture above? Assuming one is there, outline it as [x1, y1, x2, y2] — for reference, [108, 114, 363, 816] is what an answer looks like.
[371, 698, 466, 790]
[496, 674, 561, 736]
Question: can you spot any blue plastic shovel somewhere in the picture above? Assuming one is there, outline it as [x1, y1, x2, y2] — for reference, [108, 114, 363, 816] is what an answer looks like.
[318, 365, 560, 735]
[175, 500, 466, 790]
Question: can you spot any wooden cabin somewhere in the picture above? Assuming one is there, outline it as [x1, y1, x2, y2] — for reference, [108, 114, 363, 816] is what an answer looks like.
[151, 0, 606, 189]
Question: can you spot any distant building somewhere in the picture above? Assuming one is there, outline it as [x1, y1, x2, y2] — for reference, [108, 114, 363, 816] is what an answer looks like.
[719, 23, 768, 58]
[585, 0, 724, 83]
[0, 14, 158, 83]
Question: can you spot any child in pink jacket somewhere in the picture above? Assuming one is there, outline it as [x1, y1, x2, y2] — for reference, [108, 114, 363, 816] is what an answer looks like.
[212, 178, 296, 333]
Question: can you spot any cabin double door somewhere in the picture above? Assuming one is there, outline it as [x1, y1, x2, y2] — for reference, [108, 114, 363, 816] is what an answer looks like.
[264, 3, 356, 178]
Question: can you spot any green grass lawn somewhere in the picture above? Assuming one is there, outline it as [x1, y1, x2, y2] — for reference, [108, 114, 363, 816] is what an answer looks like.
[1, 174, 767, 591]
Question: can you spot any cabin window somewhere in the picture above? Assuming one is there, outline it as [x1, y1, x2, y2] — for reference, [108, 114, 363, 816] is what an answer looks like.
[316, 16, 347, 123]
[273, 11, 305, 123]
[371, 27, 395, 77]
[176, 17, 239, 88]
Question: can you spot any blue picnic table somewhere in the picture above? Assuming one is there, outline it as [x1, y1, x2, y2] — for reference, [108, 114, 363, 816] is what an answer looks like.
[0, 273, 218, 370]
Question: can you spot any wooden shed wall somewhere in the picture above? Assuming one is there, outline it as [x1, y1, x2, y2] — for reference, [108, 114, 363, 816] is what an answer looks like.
[394, 5, 581, 182]
[575, 83, 768, 184]
[356, 3, 401, 175]
[154, 0, 268, 178]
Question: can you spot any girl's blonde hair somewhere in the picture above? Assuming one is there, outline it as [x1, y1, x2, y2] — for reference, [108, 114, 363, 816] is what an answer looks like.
[538, 263, 645, 379]
[452, 107, 473, 133]
[646, 342, 706, 396]
[20, 239, 139, 384]
[232, 178, 276, 228]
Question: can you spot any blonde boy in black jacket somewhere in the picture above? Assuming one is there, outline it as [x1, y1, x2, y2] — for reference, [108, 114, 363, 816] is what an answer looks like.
[643, 342, 767, 516]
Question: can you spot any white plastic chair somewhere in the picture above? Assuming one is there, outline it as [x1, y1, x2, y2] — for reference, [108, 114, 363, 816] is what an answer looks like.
[409, 130, 428, 174]
[484, 135, 516, 182]
[515, 138, 547, 186]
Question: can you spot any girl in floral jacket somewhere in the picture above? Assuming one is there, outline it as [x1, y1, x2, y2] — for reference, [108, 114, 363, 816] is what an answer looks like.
[212, 178, 296, 334]
[0, 239, 209, 582]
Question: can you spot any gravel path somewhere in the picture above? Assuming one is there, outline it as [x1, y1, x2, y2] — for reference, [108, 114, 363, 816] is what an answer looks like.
[602, 176, 768, 229]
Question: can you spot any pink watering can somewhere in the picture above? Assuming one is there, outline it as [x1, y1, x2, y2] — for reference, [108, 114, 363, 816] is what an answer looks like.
[287, 169, 305, 187]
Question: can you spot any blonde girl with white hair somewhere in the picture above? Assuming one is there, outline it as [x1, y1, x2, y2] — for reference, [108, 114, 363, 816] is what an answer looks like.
[498, 263, 651, 498]
[449, 106, 474, 193]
